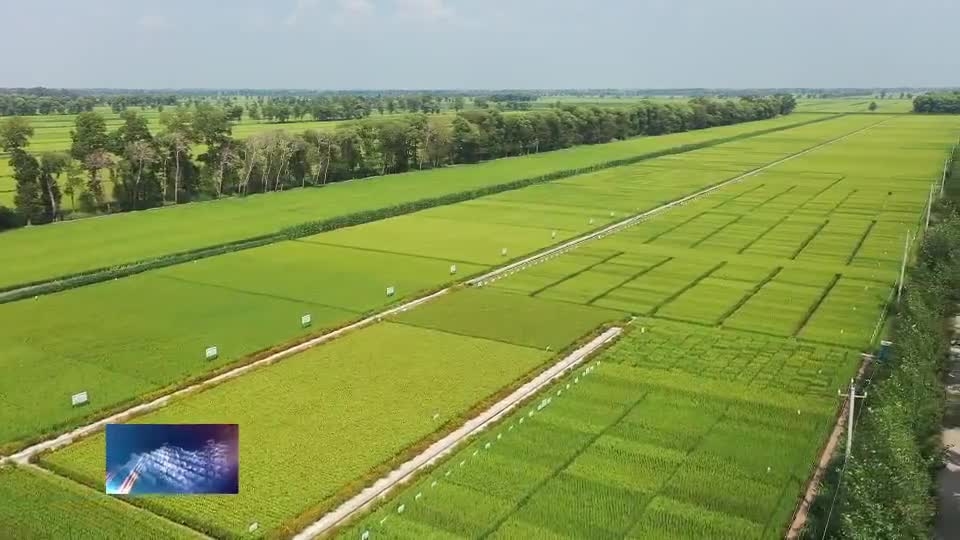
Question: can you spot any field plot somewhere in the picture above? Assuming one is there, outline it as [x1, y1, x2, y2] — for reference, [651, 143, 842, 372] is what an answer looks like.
[0, 466, 197, 539]
[795, 98, 914, 113]
[339, 322, 853, 540]
[0, 113, 818, 290]
[19, 114, 896, 531]
[0, 114, 878, 452]
[41, 322, 572, 537]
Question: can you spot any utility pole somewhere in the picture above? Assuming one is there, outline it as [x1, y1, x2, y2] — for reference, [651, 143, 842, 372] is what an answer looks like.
[925, 184, 935, 230]
[839, 378, 868, 458]
[897, 231, 910, 304]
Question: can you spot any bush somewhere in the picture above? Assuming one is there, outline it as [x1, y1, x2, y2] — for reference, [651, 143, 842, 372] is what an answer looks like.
[0, 206, 25, 231]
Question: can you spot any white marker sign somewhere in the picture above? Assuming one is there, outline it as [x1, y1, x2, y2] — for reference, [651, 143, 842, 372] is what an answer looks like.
[501, 248, 508, 256]
[361, 531, 370, 540]
[249, 523, 259, 533]
[386, 286, 395, 297]
[205, 346, 219, 360]
[397, 504, 405, 514]
[450, 264, 457, 274]
[301, 314, 312, 328]
[71, 391, 89, 407]
[551, 230, 557, 239]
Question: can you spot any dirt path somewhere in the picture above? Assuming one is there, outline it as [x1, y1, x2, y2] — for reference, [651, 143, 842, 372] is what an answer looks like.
[292, 327, 623, 540]
[935, 316, 960, 539]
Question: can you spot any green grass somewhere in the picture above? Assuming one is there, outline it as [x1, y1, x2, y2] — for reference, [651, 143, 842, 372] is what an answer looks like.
[42, 322, 554, 537]
[0, 113, 819, 290]
[0, 465, 198, 539]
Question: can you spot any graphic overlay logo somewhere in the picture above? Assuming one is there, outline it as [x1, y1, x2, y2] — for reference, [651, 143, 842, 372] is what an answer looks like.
[105, 424, 239, 495]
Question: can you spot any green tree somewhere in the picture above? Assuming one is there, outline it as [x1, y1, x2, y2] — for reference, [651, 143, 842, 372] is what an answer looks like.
[0, 117, 34, 152]
[38, 152, 69, 221]
[868, 101, 878, 112]
[70, 111, 110, 205]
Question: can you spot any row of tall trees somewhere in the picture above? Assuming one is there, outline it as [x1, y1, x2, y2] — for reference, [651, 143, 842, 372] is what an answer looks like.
[0, 95, 795, 230]
[914, 92, 960, 113]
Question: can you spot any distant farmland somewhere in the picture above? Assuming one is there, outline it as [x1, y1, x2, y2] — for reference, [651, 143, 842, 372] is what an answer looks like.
[24, 113, 960, 539]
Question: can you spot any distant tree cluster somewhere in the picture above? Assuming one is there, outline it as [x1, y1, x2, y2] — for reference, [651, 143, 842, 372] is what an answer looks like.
[0, 94, 795, 231]
[0, 89, 180, 116]
[913, 92, 960, 113]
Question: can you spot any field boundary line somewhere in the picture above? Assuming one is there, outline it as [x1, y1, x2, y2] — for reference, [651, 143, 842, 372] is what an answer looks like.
[793, 273, 842, 337]
[1, 286, 453, 465]
[467, 118, 889, 289]
[292, 327, 624, 540]
[846, 220, 877, 264]
[529, 251, 625, 297]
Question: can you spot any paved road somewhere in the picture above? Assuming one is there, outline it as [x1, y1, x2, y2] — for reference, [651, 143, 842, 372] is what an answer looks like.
[936, 317, 960, 539]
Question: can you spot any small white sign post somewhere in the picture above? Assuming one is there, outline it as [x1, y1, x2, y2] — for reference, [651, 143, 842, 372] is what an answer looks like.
[248, 523, 259, 534]
[301, 314, 312, 328]
[450, 264, 457, 275]
[589, 218, 594, 225]
[205, 346, 219, 361]
[361, 531, 370, 540]
[501, 248, 507, 256]
[386, 286, 395, 297]
[71, 391, 89, 407]
[551, 230, 557, 239]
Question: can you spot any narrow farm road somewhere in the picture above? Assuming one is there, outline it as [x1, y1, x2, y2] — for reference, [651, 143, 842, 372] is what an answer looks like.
[292, 327, 623, 540]
[935, 315, 960, 539]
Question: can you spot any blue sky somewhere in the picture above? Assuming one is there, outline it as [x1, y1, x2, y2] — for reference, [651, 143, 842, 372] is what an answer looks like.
[1, 0, 958, 89]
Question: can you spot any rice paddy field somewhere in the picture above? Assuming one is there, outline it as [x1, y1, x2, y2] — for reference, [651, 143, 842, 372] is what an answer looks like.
[20, 113, 960, 539]
[795, 97, 914, 113]
[0, 466, 198, 539]
[0, 114, 874, 452]
[0, 113, 817, 291]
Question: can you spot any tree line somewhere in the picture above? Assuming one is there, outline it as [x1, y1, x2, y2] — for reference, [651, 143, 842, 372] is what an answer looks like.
[0, 94, 796, 231]
[913, 92, 960, 113]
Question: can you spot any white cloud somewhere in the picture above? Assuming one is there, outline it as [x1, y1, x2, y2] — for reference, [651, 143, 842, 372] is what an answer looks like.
[395, 0, 454, 22]
[137, 14, 168, 31]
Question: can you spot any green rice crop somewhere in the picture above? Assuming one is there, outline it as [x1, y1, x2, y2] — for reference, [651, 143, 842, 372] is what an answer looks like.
[0, 466, 198, 539]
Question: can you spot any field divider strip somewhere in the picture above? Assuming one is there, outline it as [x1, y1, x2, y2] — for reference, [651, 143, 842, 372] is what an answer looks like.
[715, 266, 784, 326]
[845, 220, 878, 265]
[529, 251, 625, 297]
[689, 214, 745, 248]
[707, 182, 767, 210]
[467, 117, 889, 290]
[291, 327, 624, 540]
[792, 273, 842, 337]
[0, 114, 844, 304]
[587, 256, 674, 305]
[478, 378, 654, 540]
[649, 262, 727, 316]
[790, 219, 830, 260]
